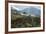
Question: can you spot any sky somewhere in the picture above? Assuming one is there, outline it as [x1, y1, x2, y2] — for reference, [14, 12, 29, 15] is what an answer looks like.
[11, 5, 41, 11]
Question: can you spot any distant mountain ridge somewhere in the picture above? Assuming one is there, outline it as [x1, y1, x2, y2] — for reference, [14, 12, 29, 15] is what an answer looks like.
[21, 7, 40, 16]
[11, 6, 41, 17]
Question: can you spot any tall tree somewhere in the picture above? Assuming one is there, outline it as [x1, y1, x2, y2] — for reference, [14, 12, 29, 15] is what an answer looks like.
[23, 12, 27, 14]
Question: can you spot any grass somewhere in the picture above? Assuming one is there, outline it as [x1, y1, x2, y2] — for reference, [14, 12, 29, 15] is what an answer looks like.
[11, 14, 40, 28]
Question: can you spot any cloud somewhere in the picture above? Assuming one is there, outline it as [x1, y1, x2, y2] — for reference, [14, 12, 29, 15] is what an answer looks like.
[11, 5, 40, 11]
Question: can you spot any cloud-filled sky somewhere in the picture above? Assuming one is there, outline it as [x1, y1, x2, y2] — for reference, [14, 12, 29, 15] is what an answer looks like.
[11, 5, 41, 11]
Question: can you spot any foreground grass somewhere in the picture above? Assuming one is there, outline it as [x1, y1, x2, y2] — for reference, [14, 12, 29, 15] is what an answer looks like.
[11, 14, 40, 28]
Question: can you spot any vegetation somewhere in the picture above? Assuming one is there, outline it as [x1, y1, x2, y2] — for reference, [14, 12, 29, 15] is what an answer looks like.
[11, 12, 40, 28]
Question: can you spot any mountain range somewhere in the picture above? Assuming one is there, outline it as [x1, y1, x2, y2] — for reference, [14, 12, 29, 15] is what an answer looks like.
[11, 6, 41, 17]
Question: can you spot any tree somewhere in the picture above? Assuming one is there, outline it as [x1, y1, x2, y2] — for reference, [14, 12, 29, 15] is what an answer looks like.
[23, 12, 27, 14]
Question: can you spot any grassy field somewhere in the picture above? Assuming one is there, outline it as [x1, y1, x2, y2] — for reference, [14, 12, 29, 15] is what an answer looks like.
[11, 14, 40, 28]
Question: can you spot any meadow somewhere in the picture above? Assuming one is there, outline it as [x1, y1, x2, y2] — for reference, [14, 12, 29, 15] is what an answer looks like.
[11, 12, 40, 28]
